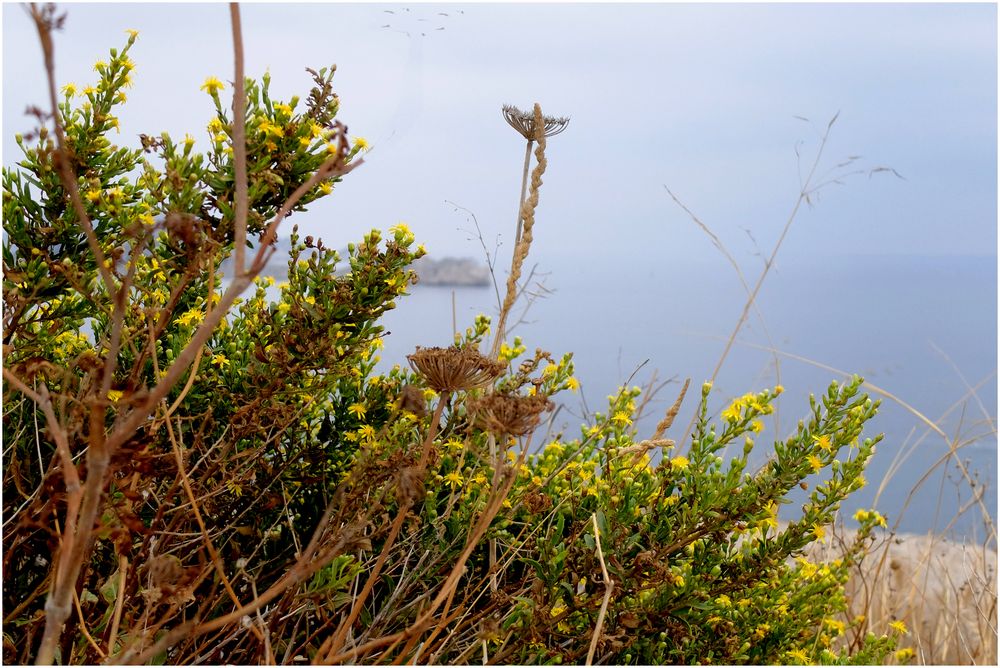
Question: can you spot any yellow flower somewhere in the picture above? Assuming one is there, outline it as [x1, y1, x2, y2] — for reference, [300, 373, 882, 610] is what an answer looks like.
[750, 419, 764, 433]
[353, 136, 370, 151]
[567, 376, 580, 392]
[200, 76, 225, 95]
[812, 524, 826, 540]
[895, 648, 915, 662]
[61, 83, 77, 97]
[319, 182, 333, 195]
[721, 401, 741, 423]
[389, 222, 413, 239]
[357, 424, 375, 441]
[348, 403, 366, 419]
[107, 389, 123, 403]
[83, 85, 98, 96]
[443, 439, 464, 453]
[670, 456, 689, 470]
[813, 434, 832, 451]
[211, 353, 229, 368]
[443, 471, 463, 490]
[824, 618, 845, 636]
[274, 102, 293, 117]
[807, 454, 822, 472]
[85, 190, 101, 202]
[125, 28, 139, 40]
[774, 384, 784, 394]
[304, 295, 316, 306]
[786, 649, 811, 664]
[94, 60, 107, 72]
[611, 411, 632, 426]
[715, 594, 732, 607]
[889, 620, 908, 635]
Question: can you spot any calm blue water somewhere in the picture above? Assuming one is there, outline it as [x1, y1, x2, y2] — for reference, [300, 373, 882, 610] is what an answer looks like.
[375, 253, 997, 539]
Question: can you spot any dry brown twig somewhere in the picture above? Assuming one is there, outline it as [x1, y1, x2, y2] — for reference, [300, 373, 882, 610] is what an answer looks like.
[586, 512, 614, 666]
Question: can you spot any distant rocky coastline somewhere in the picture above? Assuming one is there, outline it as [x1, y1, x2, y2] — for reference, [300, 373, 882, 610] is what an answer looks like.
[411, 256, 491, 287]
[223, 238, 491, 288]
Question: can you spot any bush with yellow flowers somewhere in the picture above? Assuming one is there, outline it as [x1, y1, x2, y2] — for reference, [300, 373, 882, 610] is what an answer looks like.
[4, 19, 907, 666]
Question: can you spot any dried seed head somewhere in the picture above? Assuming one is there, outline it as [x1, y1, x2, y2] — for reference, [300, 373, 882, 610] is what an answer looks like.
[397, 383, 428, 418]
[468, 392, 553, 437]
[502, 104, 569, 140]
[396, 464, 426, 506]
[407, 346, 505, 393]
[145, 554, 184, 588]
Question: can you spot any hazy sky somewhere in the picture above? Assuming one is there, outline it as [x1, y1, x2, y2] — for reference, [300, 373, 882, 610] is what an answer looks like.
[3, 3, 997, 265]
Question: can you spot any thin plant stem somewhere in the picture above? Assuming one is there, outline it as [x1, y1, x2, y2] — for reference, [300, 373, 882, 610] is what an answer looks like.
[513, 139, 533, 247]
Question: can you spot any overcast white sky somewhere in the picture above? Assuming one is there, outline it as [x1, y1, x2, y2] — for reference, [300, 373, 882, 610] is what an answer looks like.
[3, 2, 997, 265]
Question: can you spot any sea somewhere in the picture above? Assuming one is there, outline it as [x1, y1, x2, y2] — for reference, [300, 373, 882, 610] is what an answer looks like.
[252, 252, 997, 540]
[373, 252, 998, 540]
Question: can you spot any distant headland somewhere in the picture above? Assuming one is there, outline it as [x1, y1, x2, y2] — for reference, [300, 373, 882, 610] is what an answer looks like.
[223, 238, 491, 288]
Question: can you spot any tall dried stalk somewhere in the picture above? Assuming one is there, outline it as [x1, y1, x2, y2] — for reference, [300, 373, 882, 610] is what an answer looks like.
[492, 103, 551, 358]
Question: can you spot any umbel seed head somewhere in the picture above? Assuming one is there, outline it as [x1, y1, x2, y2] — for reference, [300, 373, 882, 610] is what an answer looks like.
[469, 391, 553, 437]
[502, 104, 569, 140]
[407, 345, 506, 393]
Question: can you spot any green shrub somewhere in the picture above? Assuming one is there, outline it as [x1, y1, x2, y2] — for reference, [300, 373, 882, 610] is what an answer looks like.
[3, 20, 907, 665]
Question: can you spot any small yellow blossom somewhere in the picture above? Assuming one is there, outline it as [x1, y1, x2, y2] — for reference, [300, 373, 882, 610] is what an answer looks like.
[774, 384, 784, 394]
[304, 295, 316, 306]
[443, 471, 463, 490]
[813, 434, 833, 451]
[200, 76, 225, 95]
[824, 618, 845, 636]
[83, 85, 98, 96]
[94, 60, 107, 72]
[751, 419, 764, 433]
[211, 353, 230, 369]
[107, 389, 123, 403]
[348, 403, 366, 419]
[670, 456, 689, 470]
[85, 190, 101, 202]
[357, 424, 376, 441]
[319, 182, 333, 195]
[889, 620, 908, 635]
[566, 376, 580, 391]
[125, 28, 139, 40]
[895, 648, 915, 662]
[722, 401, 741, 422]
[61, 83, 77, 97]
[812, 524, 826, 540]
[611, 411, 632, 426]
[353, 136, 370, 151]
[807, 454, 822, 472]
[274, 102, 293, 117]
[786, 649, 811, 664]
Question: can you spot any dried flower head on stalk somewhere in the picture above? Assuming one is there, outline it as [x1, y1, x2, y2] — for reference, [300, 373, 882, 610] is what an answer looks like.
[408, 345, 506, 393]
[502, 104, 570, 139]
[469, 392, 553, 437]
